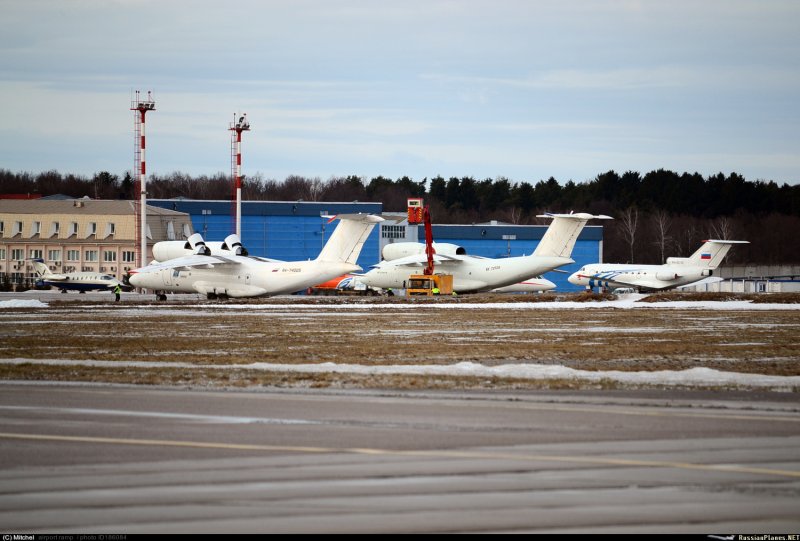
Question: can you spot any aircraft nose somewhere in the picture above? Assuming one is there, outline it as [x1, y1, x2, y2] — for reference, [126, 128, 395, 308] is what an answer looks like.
[127, 272, 142, 287]
[567, 272, 580, 286]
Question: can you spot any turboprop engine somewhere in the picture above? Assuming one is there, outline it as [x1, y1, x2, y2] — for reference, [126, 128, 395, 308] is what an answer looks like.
[381, 242, 466, 261]
[152, 232, 211, 261]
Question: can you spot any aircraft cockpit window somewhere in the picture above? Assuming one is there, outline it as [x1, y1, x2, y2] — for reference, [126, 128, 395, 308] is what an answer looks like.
[101, 276, 112, 280]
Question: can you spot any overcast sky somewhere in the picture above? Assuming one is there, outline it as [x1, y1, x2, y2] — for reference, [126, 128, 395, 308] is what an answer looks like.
[1, 0, 798, 185]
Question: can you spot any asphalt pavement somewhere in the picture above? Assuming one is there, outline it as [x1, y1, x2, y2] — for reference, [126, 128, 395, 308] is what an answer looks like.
[0, 383, 798, 533]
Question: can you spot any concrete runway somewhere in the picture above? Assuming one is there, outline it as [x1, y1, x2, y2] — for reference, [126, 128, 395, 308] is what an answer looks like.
[0, 384, 798, 533]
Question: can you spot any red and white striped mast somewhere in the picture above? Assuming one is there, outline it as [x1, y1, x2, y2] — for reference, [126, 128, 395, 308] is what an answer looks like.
[229, 113, 250, 238]
[131, 90, 156, 268]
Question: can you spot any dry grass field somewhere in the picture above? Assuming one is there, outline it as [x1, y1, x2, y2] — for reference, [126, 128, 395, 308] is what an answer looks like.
[1, 292, 799, 390]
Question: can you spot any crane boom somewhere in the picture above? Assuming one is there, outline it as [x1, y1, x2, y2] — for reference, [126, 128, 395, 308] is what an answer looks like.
[423, 206, 435, 276]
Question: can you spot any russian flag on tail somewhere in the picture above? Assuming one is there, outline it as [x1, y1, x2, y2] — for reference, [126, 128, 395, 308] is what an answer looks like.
[701, 253, 712, 260]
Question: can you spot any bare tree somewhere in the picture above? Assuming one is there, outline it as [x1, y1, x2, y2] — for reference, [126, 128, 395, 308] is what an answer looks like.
[306, 177, 325, 201]
[618, 206, 639, 263]
[505, 206, 523, 224]
[651, 209, 672, 263]
[710, 216, 733, 240]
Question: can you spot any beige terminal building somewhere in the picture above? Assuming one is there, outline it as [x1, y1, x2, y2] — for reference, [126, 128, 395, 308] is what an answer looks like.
[0, 199, 194, 286]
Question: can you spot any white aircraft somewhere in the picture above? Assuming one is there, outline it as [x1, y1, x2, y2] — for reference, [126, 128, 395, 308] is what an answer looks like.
[32, 259, 124, 293]
[128, 214, 382, 300]
[359, 213, 611, 293]
[568, 239, 748, 292]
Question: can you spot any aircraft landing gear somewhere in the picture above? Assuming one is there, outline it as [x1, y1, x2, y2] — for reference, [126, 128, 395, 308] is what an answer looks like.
[156, 292, 168, 301]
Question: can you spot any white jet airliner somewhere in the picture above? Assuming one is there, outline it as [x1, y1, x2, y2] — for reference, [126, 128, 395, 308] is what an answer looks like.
[32, 259, 124, 293]
[359, 212, 611, 293]
[568, 239, 748, 292]
[128, 214, 382, 300]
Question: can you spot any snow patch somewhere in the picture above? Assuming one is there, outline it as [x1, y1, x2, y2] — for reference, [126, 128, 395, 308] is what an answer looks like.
[3, 358, 798, 389]
[0, 299, 48, 309]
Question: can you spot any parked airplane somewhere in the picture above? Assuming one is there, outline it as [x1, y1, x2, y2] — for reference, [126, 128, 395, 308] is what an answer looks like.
[568, 239, 749, 292]
[128, 214, 382, 300]
[358, 212, 611, 293]
[32, 259, 124, 293]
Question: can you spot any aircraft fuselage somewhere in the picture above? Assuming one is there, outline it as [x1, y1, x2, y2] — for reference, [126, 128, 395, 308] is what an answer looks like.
[569, 264, 713, 291]
[361, 254, 571, 293]
[129, 258, 359, 297]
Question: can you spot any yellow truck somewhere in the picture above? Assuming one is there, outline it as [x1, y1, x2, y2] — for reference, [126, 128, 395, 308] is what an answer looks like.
[406, 274, 453, 296]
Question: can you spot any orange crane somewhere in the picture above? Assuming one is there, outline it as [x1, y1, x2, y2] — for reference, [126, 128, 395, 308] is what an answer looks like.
[405, 199, 453, 296]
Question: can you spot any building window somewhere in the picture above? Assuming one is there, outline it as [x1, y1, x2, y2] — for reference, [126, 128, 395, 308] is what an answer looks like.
[122, 251, 136, 263]
[69, 222, 78, 236]
[31, 221, 41, 236]
[0, 248, 5, 260]
[103, 250, 117, 262]
[0, 221, 4, 235]
[29, 249, 43, 259]
[382, 225, 407, 239]
[48, 250, 61, 261]
[11, 272, 24, 284]
[12, 248, 24, 260]
[13, 221, 23, 236]
[166, 221, 175, 240]
[67, 250, 80, 261]
[87, 222, 97, 237]
[50, 222, 60, 237]
[85, 250, 98, 262]
[104, 222, 116, 238]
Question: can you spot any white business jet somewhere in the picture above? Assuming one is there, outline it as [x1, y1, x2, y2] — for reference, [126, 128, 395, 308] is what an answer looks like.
[568, 239, 748, 292]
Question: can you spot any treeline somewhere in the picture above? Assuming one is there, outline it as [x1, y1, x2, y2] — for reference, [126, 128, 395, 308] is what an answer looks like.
[2, 168, 799, 264]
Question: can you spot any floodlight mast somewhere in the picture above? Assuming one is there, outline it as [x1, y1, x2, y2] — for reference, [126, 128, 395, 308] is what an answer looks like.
[131, 90, 156, 269]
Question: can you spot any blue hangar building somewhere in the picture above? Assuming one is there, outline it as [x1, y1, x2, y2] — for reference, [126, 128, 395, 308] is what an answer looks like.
[148, 200, 604, 292]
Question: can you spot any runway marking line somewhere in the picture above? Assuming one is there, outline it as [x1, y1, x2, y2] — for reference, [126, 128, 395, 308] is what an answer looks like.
[481, 402, 800, 423]
[1, 431, 799, 479]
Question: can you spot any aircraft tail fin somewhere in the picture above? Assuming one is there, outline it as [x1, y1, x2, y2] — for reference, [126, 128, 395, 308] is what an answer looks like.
[316, 214, 384, 265]
[687, 240, 749, 268]
[532, 213, 612, 258]
[31, 258, 50, 277]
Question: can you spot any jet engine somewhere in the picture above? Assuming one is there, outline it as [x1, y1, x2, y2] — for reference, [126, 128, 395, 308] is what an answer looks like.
[152, 233, 211, 261]
[382, 242, 466, 261]
[655, 271, 680, 281]
[206, 234, 248, 256]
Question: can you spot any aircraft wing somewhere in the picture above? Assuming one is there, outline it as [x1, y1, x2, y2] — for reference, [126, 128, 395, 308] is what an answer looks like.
[131, 254, 241, 274]
[43, 273, 69, 281]
[379, 253, 465, 268]
[576, 270, 640, 290]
